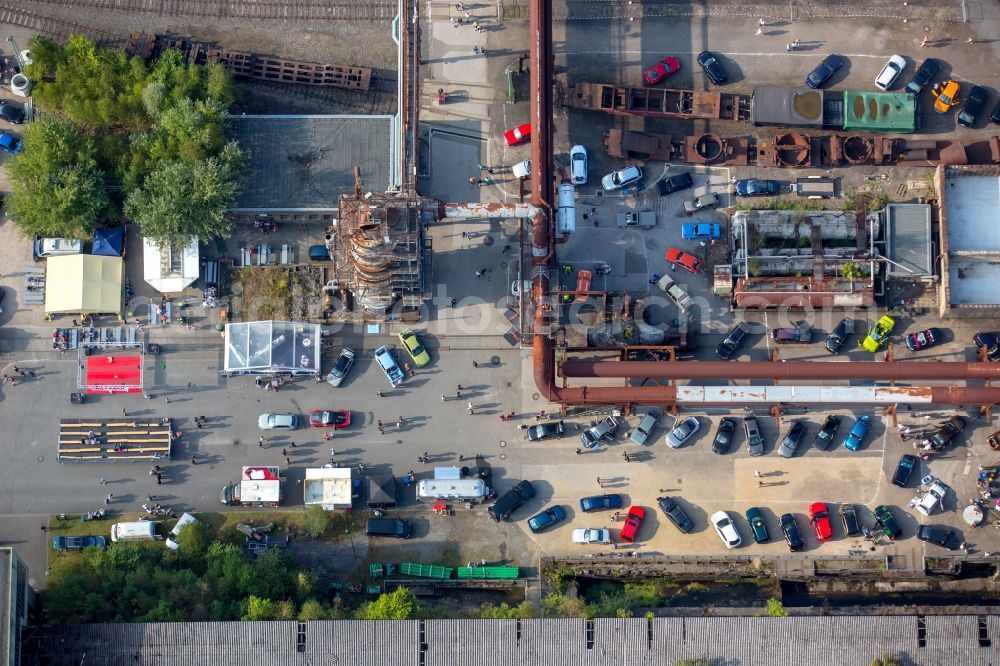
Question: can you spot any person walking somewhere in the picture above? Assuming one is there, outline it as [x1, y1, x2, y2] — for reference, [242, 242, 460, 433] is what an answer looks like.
[758, 18, 765, 28]
[377, 390, 384, 398]
[921, 34, 930, 47]
[441, 394, 447, 401]
[258, 436, 265, 448]
[754, 470, 762, 478]
[281, 448, 287, 457]
[756, 26, 763, 36]
[397, 416, 404, 428]
[289, 441, 296, 448]
[757, 480, 764, 488]
[105, 493, 113, 504]
[156, 473, 162, 485]
[122, 408, 127, 417]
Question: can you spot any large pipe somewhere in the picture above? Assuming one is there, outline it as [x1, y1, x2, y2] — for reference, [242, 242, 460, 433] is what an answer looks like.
[560, 360, 1000, 381]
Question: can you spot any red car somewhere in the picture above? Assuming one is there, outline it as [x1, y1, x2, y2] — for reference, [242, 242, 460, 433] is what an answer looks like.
[619, 506, 646, 543]
[643, 56, 681, 85]
[504, 123, 531, 146]
[809, 502, 833, 542]
[309, 410, 351, 428]
[665, 247, 702, 274]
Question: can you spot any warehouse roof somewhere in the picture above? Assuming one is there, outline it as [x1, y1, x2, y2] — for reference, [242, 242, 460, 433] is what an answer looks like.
[884, 203, 933, 278]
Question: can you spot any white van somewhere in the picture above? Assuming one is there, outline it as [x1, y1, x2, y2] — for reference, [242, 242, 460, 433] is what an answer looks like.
[165, 513, 198, 550]
[416, 478, 490, 503]
[512, 160, 531, 179]
[110, 521, 161, 543]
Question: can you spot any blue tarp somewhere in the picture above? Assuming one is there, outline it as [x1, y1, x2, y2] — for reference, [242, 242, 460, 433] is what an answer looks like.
[91, 227, 124, 257]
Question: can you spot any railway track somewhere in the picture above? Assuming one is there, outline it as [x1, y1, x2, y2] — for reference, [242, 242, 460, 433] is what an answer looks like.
[0, 4, 125, 47]
[249, 79, 397, 116]
[20, 0, 398, 22]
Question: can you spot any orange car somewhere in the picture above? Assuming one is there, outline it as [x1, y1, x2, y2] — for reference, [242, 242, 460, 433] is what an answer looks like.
[574, 269, 592, 302]
[932, 80, 960, 114]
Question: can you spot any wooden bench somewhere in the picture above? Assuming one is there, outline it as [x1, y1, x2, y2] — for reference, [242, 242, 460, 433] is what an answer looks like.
[58, 447, 102, 453]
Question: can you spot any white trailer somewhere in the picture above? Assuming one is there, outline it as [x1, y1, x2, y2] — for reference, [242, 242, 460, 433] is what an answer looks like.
[303, 467, 354, 510]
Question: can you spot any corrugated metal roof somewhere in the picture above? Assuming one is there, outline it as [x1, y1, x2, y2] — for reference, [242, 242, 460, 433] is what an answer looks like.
[33, 616, 1000, 665]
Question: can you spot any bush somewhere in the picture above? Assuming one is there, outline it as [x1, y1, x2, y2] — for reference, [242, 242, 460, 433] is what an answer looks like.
[766, 597, 788, 617]
[303, 505, 332, 537]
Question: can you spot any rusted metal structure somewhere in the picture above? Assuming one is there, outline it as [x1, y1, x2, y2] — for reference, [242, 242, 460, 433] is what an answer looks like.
[566, 82, 750, 121]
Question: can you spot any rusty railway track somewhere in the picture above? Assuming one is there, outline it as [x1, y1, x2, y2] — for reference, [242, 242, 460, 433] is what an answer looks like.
[248, 79, 397, 115]
[0, 4, 125, 46]
[19, 0, 398, 22]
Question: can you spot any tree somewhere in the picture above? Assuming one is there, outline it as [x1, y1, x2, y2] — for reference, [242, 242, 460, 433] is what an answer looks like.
[479, 601, 535, 619]
[242, 595, 277, 620]
[303, 505, 332, 537]
[5, 118, 113, 239]
[871, 653, 903, 666]
[299, 599, 331, 620]
[357, 587, 419, 620]
[175, 518, 210, 560]
[765, 597, 788, 617]
[124, 141, 245, 247]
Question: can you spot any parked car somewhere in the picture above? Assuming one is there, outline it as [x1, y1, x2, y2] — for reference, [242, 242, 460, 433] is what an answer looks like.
[656, 274, 693, 310]
[683, 193, 719, 214]
[780, 514, 804, 551]
[630, 413, 659, 446]
[716, 322, 751, 360]
[874, 505, 901, 540]
[257, 413, 298, 430]
[165, 513, 199, 551]
[991, 101, 1000, 125]
[527, 505, 567, 533]
[804, 54, 844, 89]
[619, 506, 646, 543]
[0, 131, 21, 153]
[743, 414, 765, 456]
[325, 347, 355, 387]
[527, 420, 565, 442]
[503, 123, 531, 146]
[511, 160, 531, 179]
[308, 410, 351, 428]
[824, 318, 854, 354]
[933, 80, 961, 114]
[488, 480, 535, 522]
[958, 85, 989, 128]
[32, 237, 83, 261]
[398, 329, 430, 367]
[569, 145, 588, 185]
[579, 494, 624, 512]
[770, 324, 812, 344]
[905, 328, 939, 351]
[916, 525, 959, 550]
[681, 223, 720, 239]
[916, 480, 949, 516]
[929, 415, 966, 449]
[861, 315, 895, 352]
[308, 245, 330, 261]
[656, 496, 694, 533]
[809, 502, 833, 542]
[697, 50, 728, 85]
[838, 504, 860, 536]
[580, 414, 623, 449]
[777, 421, 807, 458]
[601, 165, 643, 191]
[0, 100, 24, 124]
[892, 454, 918, 488]
[666, 416, 700, 448]
[905, 57, 941, 95]
[572, 528, 610, 545]
[974, 331, 1000, 360]
[657, 172, 694, 196]
[373, 345, 405, 386]
[734, 179, 780, 197]
[710, 511, 742, 548]
[745, 507, 770, 543]
[643, 55, 681, 84]
[712, 417, 737, 454]
[874, 54, 906, 90]
[52, 535, 107, 551]
[664, 247, 702, 274]
[813, 415, 841, 451]
[842, 415, 871, 451]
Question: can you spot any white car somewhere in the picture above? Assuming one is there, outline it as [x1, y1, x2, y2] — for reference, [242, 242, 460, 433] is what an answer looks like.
[665, 416, 700, 448]
[512, 160, 531, 179]
[572, 528, 610, 544]
[569, 145, 588, 185]
[257, 413, 299, 430]
[33, 237, 82, 261]
[711, 511, 742, 548]
[875, 55, 907, 91]
[601, 165, 642, 191]
[511, 280, 531, 297]
[916, 480, 949, 516]
[165, 512, 198, 551]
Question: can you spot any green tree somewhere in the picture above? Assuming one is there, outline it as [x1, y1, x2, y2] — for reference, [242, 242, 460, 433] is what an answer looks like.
[5, 118, 113, 239]
[175, 518, 210, 561]
[303, 505, 333, 537]
[299, 599, 331, 620]
[247, 547, 296, 601]
[124, 141, 245, 247]
[242, 595, 277, 620]
[676, 660, 712, 666]
[357, 587, 419, 620]
[765, 597, 788, 617]
[479, 601, 535, 619]
[871, 653, 903, 666]
[841, 262, 865, 280]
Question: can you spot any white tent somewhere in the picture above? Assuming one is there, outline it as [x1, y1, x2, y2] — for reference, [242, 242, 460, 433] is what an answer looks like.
[224, 321, 322, 376]
[303, 467, 354, 510]
[143, 237, 199, 294]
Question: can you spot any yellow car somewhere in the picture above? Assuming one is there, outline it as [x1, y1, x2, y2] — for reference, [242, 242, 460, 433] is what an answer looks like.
[933, 80, 960, 114]
[398, 329, 431, 367]
[861, 315, 896, 353]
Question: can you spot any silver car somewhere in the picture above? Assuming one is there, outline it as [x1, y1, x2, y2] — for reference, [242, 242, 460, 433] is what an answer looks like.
[257, 413, 299, 430]
[711, 510, 742, 548]
[601, 165, 642, 191]
[665, 416, 700, 448]
[630, 413, 659, 446]
[326, 347, 356, 387]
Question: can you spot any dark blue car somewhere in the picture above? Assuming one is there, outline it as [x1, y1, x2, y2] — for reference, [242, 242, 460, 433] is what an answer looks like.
[842, 415, 871, 451]
[579, 494, 623, 512]
[734, 179, 780, 197]
[804, 54, 844, 89]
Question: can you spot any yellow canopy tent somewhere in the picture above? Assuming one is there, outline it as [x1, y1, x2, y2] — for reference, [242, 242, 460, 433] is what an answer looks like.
[44, 254, 123, 314]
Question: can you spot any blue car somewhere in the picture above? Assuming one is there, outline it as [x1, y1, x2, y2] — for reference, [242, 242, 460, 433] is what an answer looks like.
[804, 54, 844, 89]
[373, 345, 404, 387]
[579, 493, 624, 512]
[527, 505, 567, 533]
[734, 179, 781, 197]
[681, 223, 721, 240]
[0, 132, 21, 154]
[842, 415, 871, 451]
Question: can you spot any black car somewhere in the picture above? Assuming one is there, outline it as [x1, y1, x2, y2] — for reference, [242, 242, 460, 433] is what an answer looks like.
[697, 51, 728, 85]
[838, 504, 860, 536]
[657, 172, 694, 197]
[780, 513, 804, 552]
[804, 54, 844, 89]
[526, 420, 565, 442]
[712, 417, 737, 454]
[0, 101, 24, 124]
[929, 415, 966, 449]
[813, 415, 841, 451]
[656, 496, 694, 533]
[917, 524, 959, 550]
[958, 85, 989, 128]
[488, 480, 535, 522]
[734, 179, 780, 197]
[824, 318, 853, 354]
[973, 331, 1000, 361]
[991, 101, 1000, 125]
[716, 322, 751, 360]
[905, 58, 941, 95]
[891, 454, 918, 488]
